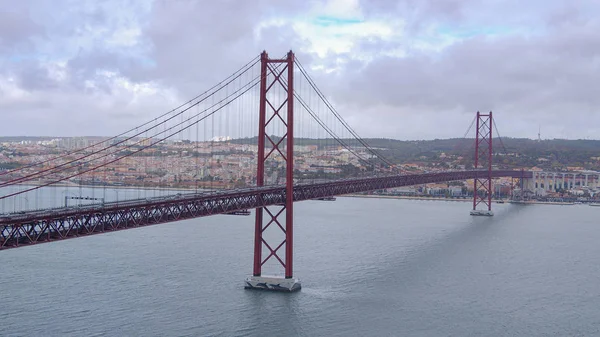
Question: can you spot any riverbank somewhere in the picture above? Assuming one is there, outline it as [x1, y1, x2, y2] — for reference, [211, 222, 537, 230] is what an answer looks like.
[343, 194, 473, 202]
[509, 201, 578, 206]
[342, 195, 593, 206]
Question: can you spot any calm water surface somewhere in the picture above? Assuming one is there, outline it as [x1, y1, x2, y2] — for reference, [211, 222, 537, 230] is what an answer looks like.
[2, 197, 600, 336]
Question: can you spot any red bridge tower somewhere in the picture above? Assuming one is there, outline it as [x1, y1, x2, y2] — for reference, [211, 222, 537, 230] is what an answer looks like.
[244, 51, 301, 291]
[471, 111, 494, 216]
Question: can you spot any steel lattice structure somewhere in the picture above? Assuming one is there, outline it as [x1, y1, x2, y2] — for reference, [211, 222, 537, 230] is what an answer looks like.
[473, 111, 494, 212]
[0, 170, 530, 250]
[253, 51, 295, 278]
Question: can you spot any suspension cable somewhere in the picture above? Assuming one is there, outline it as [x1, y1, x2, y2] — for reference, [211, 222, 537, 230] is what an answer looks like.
[0, 55, 260, 178]
[0, 55, 288, 200]
[294, 57, 396, 168]
[0, 57, 260, 187]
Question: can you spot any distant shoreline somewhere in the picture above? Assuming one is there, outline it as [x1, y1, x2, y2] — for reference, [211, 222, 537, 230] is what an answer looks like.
[5, 182, 591, 206]
[343, 194, 473, 202]
[342, 194, 586, 205]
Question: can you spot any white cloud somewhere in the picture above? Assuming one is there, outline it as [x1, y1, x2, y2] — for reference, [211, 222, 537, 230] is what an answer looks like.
[292, 19, 401, 57]
[1, 0, 600, 140]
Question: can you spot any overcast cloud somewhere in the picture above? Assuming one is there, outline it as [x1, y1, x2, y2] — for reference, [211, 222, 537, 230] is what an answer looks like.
[0, 0, 598, 140]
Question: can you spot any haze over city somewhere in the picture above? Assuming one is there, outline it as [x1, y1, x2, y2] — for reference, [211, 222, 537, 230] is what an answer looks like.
[2, 0, 599, 140]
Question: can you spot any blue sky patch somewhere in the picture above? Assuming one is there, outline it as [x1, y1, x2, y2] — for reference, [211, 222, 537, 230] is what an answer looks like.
[313, 16, 363, 27]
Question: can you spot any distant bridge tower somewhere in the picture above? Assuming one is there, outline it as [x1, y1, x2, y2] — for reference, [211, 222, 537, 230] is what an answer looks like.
[245, 51, 301, 292]
[471, 111, 494, 216]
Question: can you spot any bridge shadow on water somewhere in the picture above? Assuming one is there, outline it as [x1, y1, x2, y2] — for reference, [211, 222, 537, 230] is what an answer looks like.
[321, 200, 548, 336]
[340, 201, 536, 288]
[235, 198, 544, 336]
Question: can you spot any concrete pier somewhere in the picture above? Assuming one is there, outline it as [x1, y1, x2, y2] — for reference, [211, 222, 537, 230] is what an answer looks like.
[244, 275, 301, 292]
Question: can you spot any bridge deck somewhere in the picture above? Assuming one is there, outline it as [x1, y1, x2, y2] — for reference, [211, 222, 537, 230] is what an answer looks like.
[0, 170, 529, 250]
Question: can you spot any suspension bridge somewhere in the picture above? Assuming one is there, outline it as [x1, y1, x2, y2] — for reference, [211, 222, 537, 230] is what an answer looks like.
[0, 51, 530, 291]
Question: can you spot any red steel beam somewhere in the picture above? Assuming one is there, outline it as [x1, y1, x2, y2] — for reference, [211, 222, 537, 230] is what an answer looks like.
[253, 51, 268, 276]
[285, 51, 294, 279]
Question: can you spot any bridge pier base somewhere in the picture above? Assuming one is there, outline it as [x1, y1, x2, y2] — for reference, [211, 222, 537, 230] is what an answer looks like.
[244, 275, 301, 292]
[470, 210, 494, 216]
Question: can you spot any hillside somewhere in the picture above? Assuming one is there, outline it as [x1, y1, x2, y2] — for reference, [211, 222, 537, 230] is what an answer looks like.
[366, 138, 600, 171]
[232, 136, 600, 170]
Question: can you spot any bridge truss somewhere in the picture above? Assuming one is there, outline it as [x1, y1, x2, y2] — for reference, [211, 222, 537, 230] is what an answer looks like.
[472, 111, 494, 215]
[0, 170, 529, 250]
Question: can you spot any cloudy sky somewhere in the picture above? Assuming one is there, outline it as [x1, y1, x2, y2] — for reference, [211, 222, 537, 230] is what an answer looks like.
[1, 0, 599, 140]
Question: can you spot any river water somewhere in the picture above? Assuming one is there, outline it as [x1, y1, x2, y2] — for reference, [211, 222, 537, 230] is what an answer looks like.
[2, 197, 600, 336]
